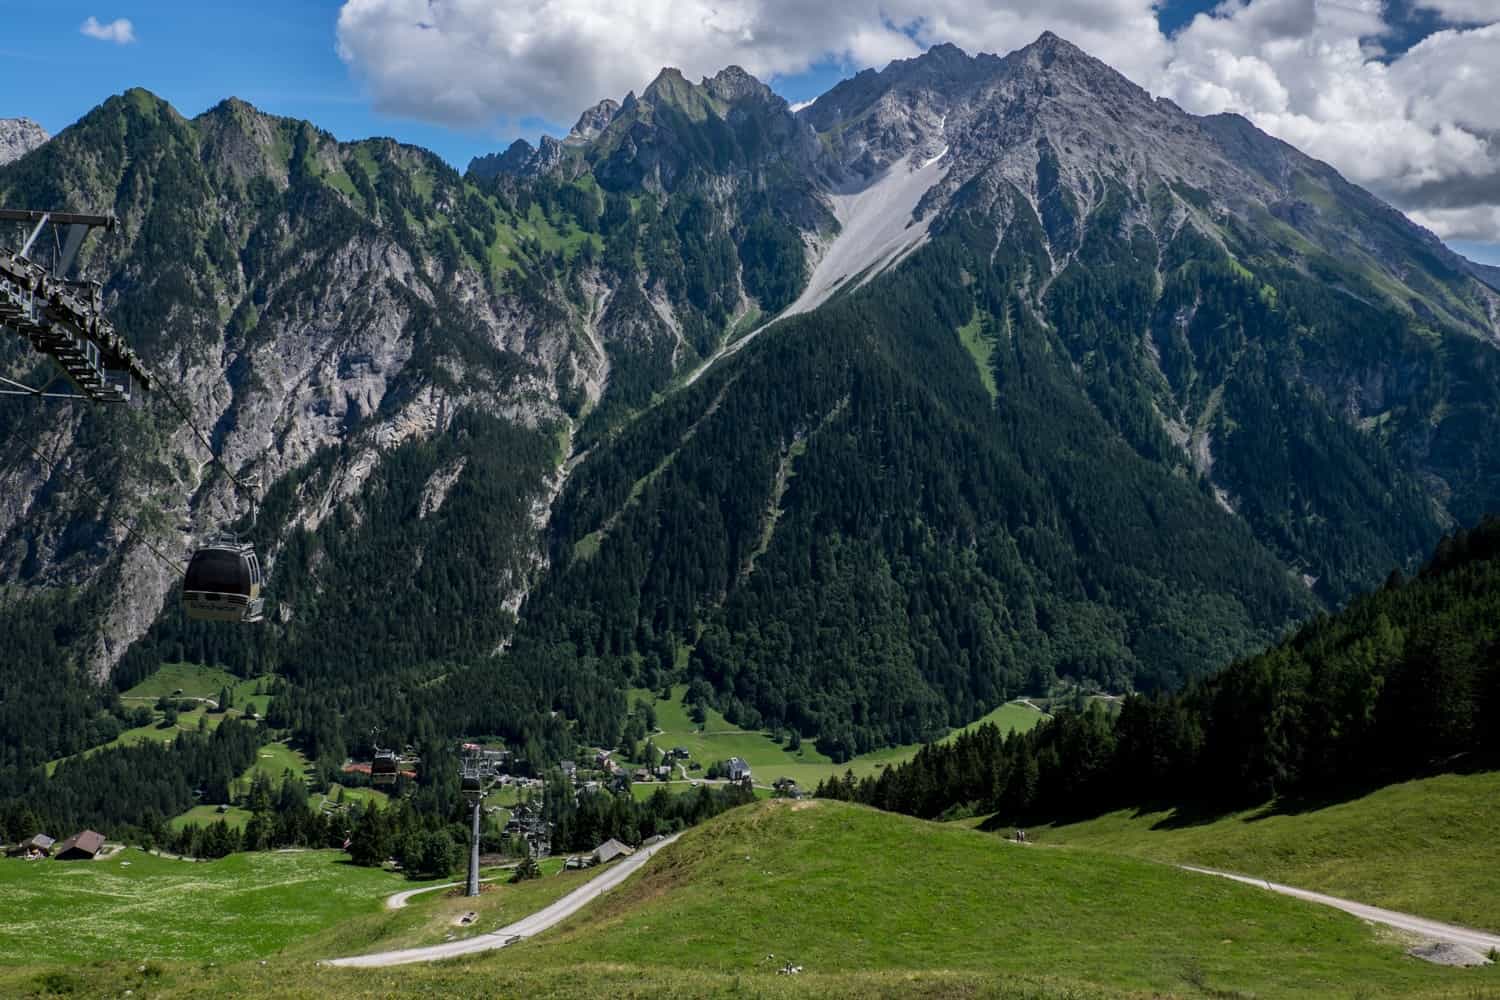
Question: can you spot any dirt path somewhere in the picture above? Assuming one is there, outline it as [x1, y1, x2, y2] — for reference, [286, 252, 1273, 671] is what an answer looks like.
[325, 834, 681, 967]
[382, 870, 512, 910]
[1182, 865, 1500, 953]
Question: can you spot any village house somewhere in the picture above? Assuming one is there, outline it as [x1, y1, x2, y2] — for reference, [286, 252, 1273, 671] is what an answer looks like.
[53, 830, 105, 861]
[593, 838, 634, 865]
[6, 833, 55, 859]
[726, 757, 752, 782]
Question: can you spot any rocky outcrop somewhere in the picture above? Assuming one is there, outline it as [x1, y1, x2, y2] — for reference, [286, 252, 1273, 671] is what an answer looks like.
[0, 117, 48, 164]
[0, 92, 614, 680]
[565, 99, 620, 145]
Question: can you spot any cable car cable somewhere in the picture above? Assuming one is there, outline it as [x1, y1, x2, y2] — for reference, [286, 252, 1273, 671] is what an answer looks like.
[17, 437, 187, 578]
[150, 379, 260, 521]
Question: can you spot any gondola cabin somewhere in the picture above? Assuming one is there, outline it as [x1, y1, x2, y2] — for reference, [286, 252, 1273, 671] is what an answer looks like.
[372, 749, 399, 787]
[183, 536, 264, 624]
[460, 762, 485, 798]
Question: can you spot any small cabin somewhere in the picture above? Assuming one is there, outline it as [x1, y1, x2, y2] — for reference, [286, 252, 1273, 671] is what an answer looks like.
[54, 830, 105, 861]
[593, 838, 635, 865]
[6, 834, 55, 858]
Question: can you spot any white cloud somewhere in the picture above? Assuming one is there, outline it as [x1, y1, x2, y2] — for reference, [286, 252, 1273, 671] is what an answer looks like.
[334, 0, 1500, 241]
[334, 0, 1169, 128]
[1157, 4, 1500, 240]
[1408, 204, 1500, 242]
[1418, 0, 1500, 22]
[80, 16, 136, 45]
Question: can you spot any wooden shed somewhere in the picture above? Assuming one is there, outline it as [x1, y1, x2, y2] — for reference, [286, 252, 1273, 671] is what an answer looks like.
[54, 830, 105, 861]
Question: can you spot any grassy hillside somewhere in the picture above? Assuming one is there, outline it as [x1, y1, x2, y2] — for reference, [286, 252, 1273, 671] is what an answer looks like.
[0, 849, 433, 966]
[286, 856, 581, 961]
[628, 686, 919, 788]
[629, 687, 1046, 790]
[1033, 769, 1500, 931]
[943, 701, 1050, 742]
[45, 662, 276, 776]
[510, 800, 1489, 998]
[3, 801, 1496, 998]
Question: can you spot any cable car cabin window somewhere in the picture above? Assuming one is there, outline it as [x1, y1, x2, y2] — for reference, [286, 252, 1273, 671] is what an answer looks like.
[247, 554, 262, 587]
[186, 549, 251, 595]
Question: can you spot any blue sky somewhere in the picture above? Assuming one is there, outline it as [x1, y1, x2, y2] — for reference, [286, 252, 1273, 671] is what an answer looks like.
[0, 1, 489, 165]
[2, 1, 1498, 263]
[0, 0, 1342, 167]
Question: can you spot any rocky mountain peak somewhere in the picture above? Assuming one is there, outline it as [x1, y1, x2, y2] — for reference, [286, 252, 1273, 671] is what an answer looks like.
[802, 42, 1001, 180]
[0, 117, 51, 165]
[705, 65, 775, 105]
[1003, 29, 1151, 106]
[642, 67, 694, 105]
[565, 98, 621, 145]
[467, 137, 540, 179]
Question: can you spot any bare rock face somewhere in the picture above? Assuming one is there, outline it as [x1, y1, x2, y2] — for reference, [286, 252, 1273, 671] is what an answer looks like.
[0, 117, 48, 164]
[1407, 942, 1493, 967]
[0, 92, 616, 680]
[565, 99, 621, 146]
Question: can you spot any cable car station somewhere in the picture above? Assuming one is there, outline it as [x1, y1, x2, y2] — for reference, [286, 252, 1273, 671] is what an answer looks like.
[0, 208, 153, 403]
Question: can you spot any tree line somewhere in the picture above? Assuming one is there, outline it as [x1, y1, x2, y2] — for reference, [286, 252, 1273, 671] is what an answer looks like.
[820, 517, 1500, 821]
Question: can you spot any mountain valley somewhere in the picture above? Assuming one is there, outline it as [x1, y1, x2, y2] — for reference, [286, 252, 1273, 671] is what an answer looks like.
[3, 29, 1500, 812]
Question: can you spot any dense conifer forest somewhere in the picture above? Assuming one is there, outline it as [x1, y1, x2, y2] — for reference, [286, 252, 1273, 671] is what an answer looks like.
[820, 516, 1500, 820]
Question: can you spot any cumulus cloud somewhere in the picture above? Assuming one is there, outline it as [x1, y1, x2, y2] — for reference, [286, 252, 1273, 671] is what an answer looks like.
[334, 0, 1169, 128]
[1418, 0, 1500, 22]
[1159, 4, 1500, 240]
[334, 0, 1500, 241]
[80, 16, 136, 44]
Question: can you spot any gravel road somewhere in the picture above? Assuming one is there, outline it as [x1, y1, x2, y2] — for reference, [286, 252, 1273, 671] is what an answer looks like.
[325, 834, 680, 967]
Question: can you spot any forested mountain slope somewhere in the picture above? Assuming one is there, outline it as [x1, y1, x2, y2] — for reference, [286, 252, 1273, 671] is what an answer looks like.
[0, 89, 748, 771]
[489, 34, 1500, 755]
[832, 515, 1500, 821]
[4, 33, 1500, 779]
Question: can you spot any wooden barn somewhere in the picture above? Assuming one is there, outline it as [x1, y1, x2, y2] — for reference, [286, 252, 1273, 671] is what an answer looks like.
[53, 830, 105, 861]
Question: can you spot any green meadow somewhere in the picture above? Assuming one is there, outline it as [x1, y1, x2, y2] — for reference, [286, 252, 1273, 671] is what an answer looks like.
[0, 849, 431, 966]
[626, 686, 1046, 790]
[5, 800, 1494, 999]
[1033, 769, 1500, 932]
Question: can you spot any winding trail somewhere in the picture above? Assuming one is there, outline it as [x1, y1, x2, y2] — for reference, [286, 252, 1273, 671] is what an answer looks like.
[1182, 865, 1500, 953]
[383, 872, 509, 910]
[325, 834, 681, 968]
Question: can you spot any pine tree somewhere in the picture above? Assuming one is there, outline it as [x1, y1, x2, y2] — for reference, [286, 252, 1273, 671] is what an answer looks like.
[510, 854, 541, 883]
